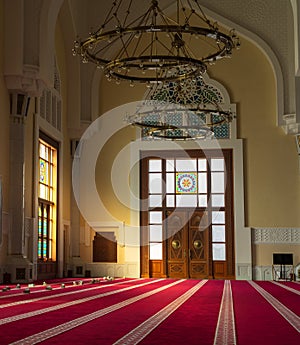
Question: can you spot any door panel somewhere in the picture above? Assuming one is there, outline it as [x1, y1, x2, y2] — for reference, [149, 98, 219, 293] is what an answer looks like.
[166, 211, 188, 278]
[189, 227, 208, 278]
[188, 211, 210, 279]
[166, 210, 210, 279]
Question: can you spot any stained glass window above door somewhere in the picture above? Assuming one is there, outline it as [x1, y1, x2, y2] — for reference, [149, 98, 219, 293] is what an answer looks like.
[141, 75, 233, 140]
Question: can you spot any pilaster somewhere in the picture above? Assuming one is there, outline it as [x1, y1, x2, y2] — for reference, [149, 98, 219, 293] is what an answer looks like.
[6, 91, 33, 282]
[70, 138, 83, 275]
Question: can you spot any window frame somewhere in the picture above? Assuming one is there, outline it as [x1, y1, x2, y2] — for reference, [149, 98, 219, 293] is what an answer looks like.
[38, 133, 58, 262]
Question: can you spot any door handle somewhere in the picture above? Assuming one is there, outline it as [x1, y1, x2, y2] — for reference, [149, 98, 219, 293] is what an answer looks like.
[184, 249, 186, 258]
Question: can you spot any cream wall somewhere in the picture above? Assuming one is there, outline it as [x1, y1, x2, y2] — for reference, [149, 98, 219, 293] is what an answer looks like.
[97, 37, 300, 229]
[253, 244, 300, 267]
[93, 32, 300, 278]
[208, 39, 300, 228]
[95, 127, 136, 224]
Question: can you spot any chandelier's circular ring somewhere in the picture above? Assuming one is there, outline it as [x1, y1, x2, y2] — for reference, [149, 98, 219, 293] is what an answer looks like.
[131, 122, 209, 131]
[82, 25, 234, 60]
[127, 108, 234, 128]
[147, 126, 210, 140]
[78, 24, 235, 82]
[103, 55, 207, 82]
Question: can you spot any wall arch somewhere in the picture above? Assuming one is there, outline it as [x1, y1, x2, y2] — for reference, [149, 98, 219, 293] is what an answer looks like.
[39, 0, 63, 88]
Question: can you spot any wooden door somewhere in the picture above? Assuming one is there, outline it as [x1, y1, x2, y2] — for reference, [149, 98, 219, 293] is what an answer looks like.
[166, 210, 211, 279]
[166, 210, 188, 278]
[188, 211, 210, 278]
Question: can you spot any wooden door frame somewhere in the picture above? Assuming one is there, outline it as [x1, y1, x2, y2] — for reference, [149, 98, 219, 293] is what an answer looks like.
[140, 149, 235, 279]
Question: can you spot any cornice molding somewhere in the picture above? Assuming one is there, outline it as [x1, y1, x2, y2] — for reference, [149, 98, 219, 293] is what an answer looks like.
[4, 65, 45, 97]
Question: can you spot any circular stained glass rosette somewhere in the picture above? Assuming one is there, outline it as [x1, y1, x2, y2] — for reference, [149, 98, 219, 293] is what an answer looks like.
[176, 173, 197, 193]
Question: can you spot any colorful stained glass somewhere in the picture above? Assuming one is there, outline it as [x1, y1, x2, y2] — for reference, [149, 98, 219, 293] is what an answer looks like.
[39, 159, 47, 183]
[38, 139, 57, 261]
[38, 219, 42, 236]
[43, 239, 47, 257]
[38, 240, 42, 259]
[176, 172, 197, 194]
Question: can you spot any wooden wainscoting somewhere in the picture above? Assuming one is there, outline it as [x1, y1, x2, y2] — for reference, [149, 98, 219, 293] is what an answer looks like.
[149, 260, 166, 278]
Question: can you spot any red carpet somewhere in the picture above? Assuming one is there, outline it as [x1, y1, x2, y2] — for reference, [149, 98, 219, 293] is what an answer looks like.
[231, 281, 300, 345]
[0, 278, 299, 344]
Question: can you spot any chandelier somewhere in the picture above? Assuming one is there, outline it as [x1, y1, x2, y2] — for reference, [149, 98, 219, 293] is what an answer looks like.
[125, 101, 214, 140]
[72, 0, 240, 84]
[125, 76, 235, 140]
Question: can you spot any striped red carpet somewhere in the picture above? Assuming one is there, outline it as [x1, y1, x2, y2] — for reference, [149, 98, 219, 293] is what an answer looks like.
[0, 278, 299, 344]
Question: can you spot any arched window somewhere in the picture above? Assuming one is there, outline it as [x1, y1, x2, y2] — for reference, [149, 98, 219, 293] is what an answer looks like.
[141, 75, 234, 140]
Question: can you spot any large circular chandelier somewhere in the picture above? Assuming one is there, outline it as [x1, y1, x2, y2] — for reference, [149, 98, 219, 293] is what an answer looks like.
[72, 0, 240, 84]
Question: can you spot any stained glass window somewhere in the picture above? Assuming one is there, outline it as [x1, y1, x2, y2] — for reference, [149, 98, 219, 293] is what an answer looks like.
[141, 76, 231, 139]
[176, 173, 197, 194]
[38, 138, 57, 261]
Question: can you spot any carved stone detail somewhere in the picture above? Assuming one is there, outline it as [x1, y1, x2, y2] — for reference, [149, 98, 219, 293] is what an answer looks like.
[282, 113, 300, 135]
[252, 228, 300, 244]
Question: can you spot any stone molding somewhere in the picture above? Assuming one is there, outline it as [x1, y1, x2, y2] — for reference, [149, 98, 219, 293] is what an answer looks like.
[282, 113, 300, 135]
[236, 263, 252, 280]
[85, 262, 139, 278]
[5, 65, 45, 97]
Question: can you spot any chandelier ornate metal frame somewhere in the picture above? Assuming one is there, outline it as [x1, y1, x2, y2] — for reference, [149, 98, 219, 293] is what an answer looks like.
[73, 0, 240, 84]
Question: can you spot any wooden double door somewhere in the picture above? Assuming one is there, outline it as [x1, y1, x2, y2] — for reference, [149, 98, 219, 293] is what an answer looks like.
[166, 210, 212, 279]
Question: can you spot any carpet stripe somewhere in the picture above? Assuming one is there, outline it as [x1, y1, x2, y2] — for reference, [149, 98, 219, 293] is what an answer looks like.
[112, 280, 208, 345]
[10, 279, 185, 345]
[0, 279, 99, 300]
[248, 281, 300, 333]
[0, 279, 133, 309]
[0, 279, 161, 326]
[213, 280, 236, 345]
[271, 281, 300, 296]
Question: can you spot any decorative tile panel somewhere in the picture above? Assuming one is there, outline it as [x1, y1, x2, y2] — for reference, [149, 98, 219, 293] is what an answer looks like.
[252, 228, 300, 244]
